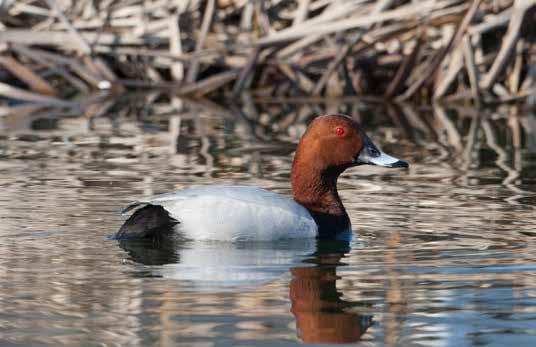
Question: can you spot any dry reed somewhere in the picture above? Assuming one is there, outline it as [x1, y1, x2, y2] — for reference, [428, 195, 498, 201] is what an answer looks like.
[0, 0, 534, 109]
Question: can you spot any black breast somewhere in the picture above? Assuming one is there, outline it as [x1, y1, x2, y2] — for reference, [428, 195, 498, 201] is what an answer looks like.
[308, 210, 351, 239]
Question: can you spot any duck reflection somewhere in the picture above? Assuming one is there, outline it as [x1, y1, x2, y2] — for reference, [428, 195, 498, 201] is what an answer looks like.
[118, 236, 317, 284]
[117, 237, 371, 343]
[118, 237, 180, 266]
[290, 240, 372, 343]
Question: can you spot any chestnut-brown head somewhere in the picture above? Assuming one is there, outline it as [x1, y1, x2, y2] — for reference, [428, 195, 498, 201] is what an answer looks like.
[292, 115, 364, 174]
[292, 114, 407, 179]
[291, 115, 408, 229]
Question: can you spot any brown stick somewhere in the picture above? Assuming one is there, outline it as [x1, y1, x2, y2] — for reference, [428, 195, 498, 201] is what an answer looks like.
[0, 55, 58, 96]
[293, 0, 311, 26]
[385, 33, 423, 99]
[169, 14, 184, 82]
[232, 47, 261, 97]
[178, 69, 239, 97]
[45, 0, 92, 54]
[312, 0, 394, 95]
[462, 36, 482, 106]
[480, 0, 535, 90]
[0, 81, 76, 106]
[399, 0, 482, 101]
[186, 0, 216, 83]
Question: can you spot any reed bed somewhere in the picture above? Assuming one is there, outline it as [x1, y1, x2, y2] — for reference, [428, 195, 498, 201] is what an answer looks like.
[0, 0, 534, 109]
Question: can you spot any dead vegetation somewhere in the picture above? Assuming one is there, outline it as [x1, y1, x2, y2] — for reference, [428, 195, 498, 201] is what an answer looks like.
[0, 0, 535, 108]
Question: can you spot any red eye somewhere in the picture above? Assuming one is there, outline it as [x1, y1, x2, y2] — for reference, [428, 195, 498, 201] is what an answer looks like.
[335, 127, 345, 136]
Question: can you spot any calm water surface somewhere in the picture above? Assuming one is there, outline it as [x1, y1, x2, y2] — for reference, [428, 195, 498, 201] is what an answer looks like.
[0, 99, 535, 346]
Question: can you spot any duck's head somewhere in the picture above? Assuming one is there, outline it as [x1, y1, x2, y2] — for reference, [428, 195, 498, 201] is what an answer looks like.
[292, 114, 408, 179]
[291, 114, 408, 236]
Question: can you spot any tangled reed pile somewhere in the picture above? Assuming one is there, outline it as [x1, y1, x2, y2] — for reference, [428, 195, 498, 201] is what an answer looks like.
[0, 0, 535, 108]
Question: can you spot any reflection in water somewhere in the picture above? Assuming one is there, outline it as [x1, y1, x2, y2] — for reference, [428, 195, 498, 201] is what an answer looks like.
[290, 240, 373, 344]
[1, 97, 536, 346]
[119, 235, 372, 344]
[119, 236, 316, 285]
[118, 237, 181, 266]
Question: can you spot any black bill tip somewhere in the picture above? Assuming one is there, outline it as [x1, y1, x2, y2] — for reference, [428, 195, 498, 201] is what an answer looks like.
[389, 160, 409, 168]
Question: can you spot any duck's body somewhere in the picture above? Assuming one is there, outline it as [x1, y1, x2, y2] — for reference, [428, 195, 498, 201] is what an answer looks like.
[120, 186, 318, 241]
[116, 115, 408, 241]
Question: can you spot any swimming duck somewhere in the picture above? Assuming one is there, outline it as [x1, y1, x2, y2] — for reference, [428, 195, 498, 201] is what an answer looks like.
[115, 114, 408, 241]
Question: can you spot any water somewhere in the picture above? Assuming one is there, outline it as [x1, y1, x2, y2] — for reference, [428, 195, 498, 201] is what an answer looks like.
[1, 98, 535, 346]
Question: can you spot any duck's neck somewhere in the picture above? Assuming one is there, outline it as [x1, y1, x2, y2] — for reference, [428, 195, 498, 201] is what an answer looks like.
[291, 164, 350, 238]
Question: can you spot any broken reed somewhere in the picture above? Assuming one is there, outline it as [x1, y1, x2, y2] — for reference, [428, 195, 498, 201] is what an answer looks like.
[0, 0, 535, 109]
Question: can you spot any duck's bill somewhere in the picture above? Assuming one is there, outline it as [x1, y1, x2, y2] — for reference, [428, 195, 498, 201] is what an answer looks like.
[355, 136, 409, 168]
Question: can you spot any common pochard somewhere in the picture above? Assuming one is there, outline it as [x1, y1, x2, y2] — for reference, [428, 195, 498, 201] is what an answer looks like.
[115, 115, 408, 241]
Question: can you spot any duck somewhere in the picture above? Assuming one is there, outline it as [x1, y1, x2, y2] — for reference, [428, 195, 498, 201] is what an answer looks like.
[115, 114, 408, 241]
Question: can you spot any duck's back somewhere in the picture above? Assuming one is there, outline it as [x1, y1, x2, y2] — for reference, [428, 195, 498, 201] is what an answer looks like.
[120, 186, 318, 241]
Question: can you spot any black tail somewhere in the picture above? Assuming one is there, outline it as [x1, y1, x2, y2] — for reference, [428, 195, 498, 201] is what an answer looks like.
[114, 204, 179, 240]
